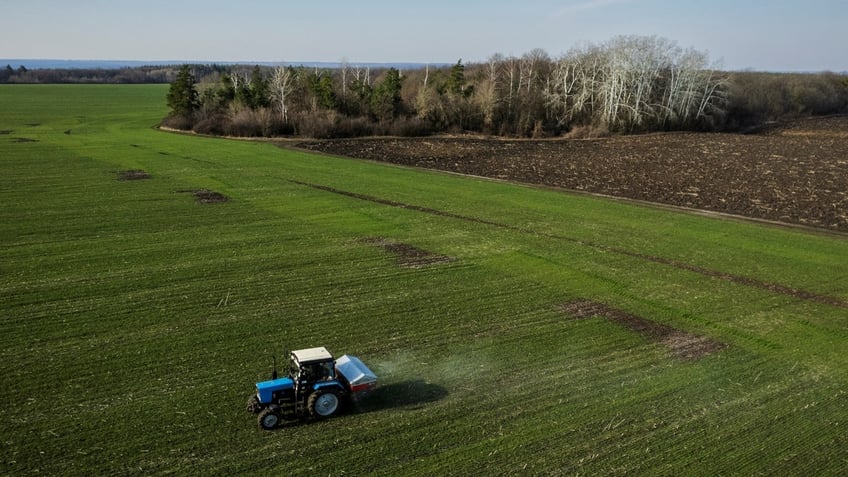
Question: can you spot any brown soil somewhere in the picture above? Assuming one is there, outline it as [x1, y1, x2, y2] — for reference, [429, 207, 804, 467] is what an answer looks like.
[559, 299, 726, 360]
[177, 189, 229, 204]
[297, 116, 848, 232]
[117, 169, 151, 181]
[360, 237, 453, 268]
[193, 189, 228, 204]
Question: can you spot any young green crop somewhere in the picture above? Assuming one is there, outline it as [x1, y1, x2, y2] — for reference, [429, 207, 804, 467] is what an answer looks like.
[1, 85, 846, 475]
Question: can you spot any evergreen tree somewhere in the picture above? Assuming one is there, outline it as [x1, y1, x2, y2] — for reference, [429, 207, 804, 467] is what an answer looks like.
[307, 72, 337, 110]
[0, 64, 13, 82]
[166, 65, 200, 117]
[248, 66, 270, 108]
[371, 68, 404, 122]
[348, 77, 373, 116]
[446, 59, 466, 95]
[218, 72, 237, 103]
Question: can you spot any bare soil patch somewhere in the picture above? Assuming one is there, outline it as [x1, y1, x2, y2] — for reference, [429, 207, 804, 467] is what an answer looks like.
[194, 189, 228, 204]
[117, 169, 151, 181]
[360, 237, 453, 268]
[177, 189, 229, 204]
[297, 116, 848, 232]
[559, 299, 726, 360]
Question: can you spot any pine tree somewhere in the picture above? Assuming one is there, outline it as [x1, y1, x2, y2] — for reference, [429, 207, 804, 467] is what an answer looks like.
[446, 59, 466, 95]
[248, 66, 270, 109]
[371, 68, 404, 122]
[166, 65, 200, 118]
[307, 71, 336, 110]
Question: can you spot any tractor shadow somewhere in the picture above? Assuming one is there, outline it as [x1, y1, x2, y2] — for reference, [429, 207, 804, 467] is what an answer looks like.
[349, 380, 448, 414]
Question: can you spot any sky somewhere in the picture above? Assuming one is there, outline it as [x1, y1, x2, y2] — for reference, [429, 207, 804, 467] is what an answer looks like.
[1, 0, 846, 72]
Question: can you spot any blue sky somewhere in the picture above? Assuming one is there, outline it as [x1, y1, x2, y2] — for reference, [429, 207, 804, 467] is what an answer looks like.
[1, 0, 846, 71]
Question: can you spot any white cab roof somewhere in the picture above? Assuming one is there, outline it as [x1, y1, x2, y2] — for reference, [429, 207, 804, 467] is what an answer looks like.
[292, 347, 333, 363]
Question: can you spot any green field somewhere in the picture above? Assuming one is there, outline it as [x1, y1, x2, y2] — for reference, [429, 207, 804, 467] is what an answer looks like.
[2, 84, 847, 475]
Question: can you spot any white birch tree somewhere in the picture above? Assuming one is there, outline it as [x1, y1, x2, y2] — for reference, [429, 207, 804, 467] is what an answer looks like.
[269, 66, 294, 123]
[543, 36, 727, 131]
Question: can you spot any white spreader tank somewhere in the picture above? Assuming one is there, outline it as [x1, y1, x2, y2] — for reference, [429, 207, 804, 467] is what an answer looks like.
[335, 354, 378, 396]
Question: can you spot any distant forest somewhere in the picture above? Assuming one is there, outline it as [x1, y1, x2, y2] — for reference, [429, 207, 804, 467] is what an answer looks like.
[0, 64, 179, 84]
[6, 36, 848, 138]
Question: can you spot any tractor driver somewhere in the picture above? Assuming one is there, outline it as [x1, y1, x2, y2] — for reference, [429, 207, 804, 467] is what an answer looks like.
[305, 362, 333, 381]
[316, 361, 333, 380]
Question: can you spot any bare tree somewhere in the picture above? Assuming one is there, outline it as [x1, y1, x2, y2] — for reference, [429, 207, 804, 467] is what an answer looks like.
[519, 48, 550, 94]
[538, 36, 727, 132]
[696, 68, 728, 122]
[351, 65, 371, 88]
[500, 55, 519, 125]
[269, 66, 295, 123]
[415, 64, 437, 121]
[476, 54, 503, 129]
[543, 56, 579, 127]
[339, 58, 349, 97]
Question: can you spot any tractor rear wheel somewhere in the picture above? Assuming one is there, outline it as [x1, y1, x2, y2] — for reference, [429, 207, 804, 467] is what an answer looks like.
[308, 389, 341, 418]
[258, 407, 282, 430]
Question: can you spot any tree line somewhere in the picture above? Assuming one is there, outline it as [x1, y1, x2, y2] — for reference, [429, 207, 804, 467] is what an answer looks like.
[0, 64, 186, 84]
[165, 36, 736, 137]
[166, 37, 848, 138]
[0, 63, 258, 84]
[725, 71, 848, 130]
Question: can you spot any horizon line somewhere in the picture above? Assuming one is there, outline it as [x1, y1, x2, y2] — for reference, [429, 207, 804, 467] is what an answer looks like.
[2, 58, 845, 75]
[1, 58, 453, 67]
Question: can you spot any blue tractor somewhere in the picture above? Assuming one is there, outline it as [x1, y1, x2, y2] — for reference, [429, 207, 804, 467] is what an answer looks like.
[246, 346, 377, 430]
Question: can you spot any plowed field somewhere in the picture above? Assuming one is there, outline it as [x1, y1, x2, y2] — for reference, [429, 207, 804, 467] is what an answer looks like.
[298, 116, 848, 232]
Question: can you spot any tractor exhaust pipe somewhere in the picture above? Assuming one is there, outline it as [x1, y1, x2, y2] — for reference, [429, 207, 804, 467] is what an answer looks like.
[271, 355, 278, 380]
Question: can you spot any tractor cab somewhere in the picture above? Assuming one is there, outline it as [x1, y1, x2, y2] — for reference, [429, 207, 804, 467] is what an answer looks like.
[291, 347, 336, 384]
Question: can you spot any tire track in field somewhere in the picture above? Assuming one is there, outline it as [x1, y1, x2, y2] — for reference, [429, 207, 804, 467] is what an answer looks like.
[286, 179, 848, 310]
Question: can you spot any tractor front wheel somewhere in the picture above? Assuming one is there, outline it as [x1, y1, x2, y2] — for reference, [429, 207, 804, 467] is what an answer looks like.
[258, 407, 282, 430]
[246, 395, 261, 413]
[308, 389, 341, 418]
